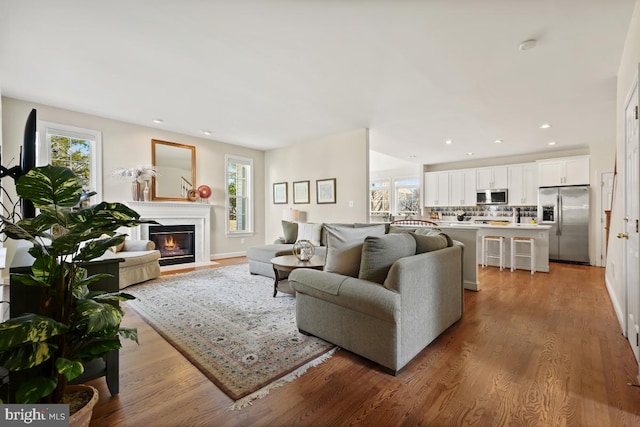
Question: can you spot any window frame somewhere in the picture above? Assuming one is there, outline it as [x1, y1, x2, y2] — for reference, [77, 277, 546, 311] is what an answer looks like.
[36, 121, 103, 202]
[225, 154, 254, 236]
[394, 177, 421, 217]
[370, 178, 391, 219]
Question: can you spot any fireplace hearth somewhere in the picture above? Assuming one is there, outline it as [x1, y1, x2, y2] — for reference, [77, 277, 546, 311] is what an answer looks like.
[149, 224, 196, 266]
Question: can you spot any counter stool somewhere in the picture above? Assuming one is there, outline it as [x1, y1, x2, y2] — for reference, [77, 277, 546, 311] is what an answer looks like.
[482, 235, 505, 271]
[510, 237, 535, 275]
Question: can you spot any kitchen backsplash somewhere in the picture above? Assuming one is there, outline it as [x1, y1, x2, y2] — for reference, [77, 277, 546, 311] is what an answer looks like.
[428, 205, 537, 220]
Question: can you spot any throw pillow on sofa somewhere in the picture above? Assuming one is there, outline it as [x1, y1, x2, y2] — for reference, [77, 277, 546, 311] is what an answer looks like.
[410, 231, 452, 254]
[413, 227, 454, 246]
[281, 220, 298, 244]
[359, 233, 416, 284]
[323, 224, 386, 277]
[297, 222, 322, 246]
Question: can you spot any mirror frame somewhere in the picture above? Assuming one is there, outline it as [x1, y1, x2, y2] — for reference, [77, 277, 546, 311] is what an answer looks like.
[151, 139, 197, 201]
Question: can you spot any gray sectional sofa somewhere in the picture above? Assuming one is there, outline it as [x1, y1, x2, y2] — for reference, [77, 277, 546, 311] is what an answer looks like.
[247, 221, 383, 279]
[288, 228, 464, 374]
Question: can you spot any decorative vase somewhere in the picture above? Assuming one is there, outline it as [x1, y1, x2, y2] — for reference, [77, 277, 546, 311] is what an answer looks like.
[457, 214, 465, 221]
[131, 181, 140, 201]
[292, 240, 315, 261]
[143, 181, 150, 201]
[66, 384, 99, 427]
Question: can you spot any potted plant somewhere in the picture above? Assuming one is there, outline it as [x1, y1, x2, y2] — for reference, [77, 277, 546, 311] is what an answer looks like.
[0, 165, 153, 420]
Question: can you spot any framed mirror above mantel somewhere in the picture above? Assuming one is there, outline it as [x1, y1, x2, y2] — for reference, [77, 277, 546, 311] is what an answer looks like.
[151, 139, 196, 201]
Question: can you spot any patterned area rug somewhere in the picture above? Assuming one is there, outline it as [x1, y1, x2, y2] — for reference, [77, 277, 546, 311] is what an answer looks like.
[125, 264, 336, 408]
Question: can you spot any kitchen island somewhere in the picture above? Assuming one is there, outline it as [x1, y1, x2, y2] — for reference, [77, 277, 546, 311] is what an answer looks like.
[443, 222, 551, 274]
[392, 221, 551, 292]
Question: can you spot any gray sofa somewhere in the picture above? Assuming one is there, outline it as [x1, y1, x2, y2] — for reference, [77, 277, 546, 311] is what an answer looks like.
[247, 241, 327, 279]
[289, 231, 463, 374]
[247, 221, 383, 279]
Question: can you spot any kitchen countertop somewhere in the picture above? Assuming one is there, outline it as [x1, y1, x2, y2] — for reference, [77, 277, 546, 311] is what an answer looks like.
[441, 222, 551, 230]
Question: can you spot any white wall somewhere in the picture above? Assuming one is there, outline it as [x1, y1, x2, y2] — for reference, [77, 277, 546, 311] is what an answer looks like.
[607, 0, 640, 332]
[264, 129, 370, 243]
[0, 96, 266, 267]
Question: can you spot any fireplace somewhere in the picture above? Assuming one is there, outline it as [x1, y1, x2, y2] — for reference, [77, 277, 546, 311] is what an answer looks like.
[149, 225, 196, 266]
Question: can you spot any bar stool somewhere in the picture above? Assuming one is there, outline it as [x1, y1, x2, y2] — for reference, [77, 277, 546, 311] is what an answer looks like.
[510, 237, 535, 275]
[482, 235, 505, 270]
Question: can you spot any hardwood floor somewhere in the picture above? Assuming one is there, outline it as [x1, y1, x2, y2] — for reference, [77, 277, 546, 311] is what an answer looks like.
[89, 259, 640, 426]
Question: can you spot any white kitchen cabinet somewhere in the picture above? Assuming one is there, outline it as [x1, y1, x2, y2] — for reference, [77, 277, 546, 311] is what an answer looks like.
[508, 163, 538, 205]
[537, 156, 590, 186]
[449, 169, 477, 206]
[424, 172, 449, 206]
[476, 166, 508, 189]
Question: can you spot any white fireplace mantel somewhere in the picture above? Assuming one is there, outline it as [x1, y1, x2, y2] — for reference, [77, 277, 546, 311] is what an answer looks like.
[124, 201, 212, 263]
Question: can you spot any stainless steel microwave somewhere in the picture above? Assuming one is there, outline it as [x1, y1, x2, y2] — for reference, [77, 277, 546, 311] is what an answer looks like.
[476, 189, 508, 205]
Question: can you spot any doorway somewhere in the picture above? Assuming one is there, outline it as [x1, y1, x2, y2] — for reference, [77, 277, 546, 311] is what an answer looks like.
[622, 76, 639, 366]
[600, 171, 614, 266]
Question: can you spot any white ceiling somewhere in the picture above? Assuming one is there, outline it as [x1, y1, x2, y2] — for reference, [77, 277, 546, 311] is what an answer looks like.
[0, 0, 635, 168]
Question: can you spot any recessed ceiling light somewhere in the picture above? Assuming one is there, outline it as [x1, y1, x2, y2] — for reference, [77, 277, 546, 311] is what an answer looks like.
[152, 118, 163, 124]
[540, 123, 552, 129]
[202, 130, 212, 136]
[548, 141, 556, 146]
[466, 152, 474, 156]
[445, 139, 453, 145]
[409, 155, 416, 159]
[519, 39, 537, 51]
[494, 139, 503, 144]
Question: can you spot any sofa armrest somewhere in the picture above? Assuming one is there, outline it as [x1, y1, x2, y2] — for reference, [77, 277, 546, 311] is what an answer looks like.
[122, 240, 156, 252]
[289, 269, 400, 323]
[384, 244, 463, 328]
[383, 245, 462, 293]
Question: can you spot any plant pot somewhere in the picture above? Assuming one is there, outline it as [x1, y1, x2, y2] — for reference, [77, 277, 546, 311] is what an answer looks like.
[457, 215, 465, 221]
[66, 384, 99, 427]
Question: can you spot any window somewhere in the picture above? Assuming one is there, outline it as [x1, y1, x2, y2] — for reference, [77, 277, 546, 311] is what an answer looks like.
[369, 174, 421, 221]
[226, 155, 253, 235]
[370, 179, 390, 219]
[395, 178, 420, 217]
[37, 121, 102, 206]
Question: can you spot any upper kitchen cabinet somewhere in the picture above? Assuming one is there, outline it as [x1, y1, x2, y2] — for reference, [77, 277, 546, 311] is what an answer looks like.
[476, 166, 508, 190]
[508, 163, 538, 205]
[537, 156, 590, 187]
[449, 169, 477, 206]
[424, 171, 449, 206]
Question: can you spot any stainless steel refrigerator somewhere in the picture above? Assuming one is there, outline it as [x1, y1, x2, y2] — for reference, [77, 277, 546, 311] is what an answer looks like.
[537, 185, 590, 264]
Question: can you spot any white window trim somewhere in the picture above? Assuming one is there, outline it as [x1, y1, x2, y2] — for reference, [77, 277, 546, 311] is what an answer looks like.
[370, 178, 391, 216]
[36, 121, 103, 202]
[370, 173, 420, 217]
[225, 154, 254, 236]
[395, 176, 420, 215]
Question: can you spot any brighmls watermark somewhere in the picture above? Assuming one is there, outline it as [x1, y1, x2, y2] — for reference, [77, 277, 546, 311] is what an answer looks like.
[1, 405, 69, 426]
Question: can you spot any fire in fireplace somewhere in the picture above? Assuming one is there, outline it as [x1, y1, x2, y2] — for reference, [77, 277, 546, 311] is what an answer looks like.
[148, 224, 196, 266]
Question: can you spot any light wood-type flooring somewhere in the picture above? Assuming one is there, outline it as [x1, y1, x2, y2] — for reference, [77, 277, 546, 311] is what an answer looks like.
[88, 259, 640, 426]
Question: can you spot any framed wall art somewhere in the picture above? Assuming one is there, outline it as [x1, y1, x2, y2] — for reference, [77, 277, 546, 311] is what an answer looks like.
[316, 178, 336, 204]
[293, 180, 310, 204]
[273, 182, 288, 204]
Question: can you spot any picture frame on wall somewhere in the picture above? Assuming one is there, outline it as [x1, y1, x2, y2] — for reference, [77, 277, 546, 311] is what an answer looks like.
[273, 182, 288, 204]
[316, 178, 336, 204]
[293, 180, 310, 204]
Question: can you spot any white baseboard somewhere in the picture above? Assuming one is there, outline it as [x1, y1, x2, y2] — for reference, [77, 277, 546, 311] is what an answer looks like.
[605, 275, 626, 335]
[211, 251, 246, 260]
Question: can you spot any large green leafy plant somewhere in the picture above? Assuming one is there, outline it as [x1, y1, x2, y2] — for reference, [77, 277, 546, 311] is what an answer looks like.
[0, 165, 153, 403]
